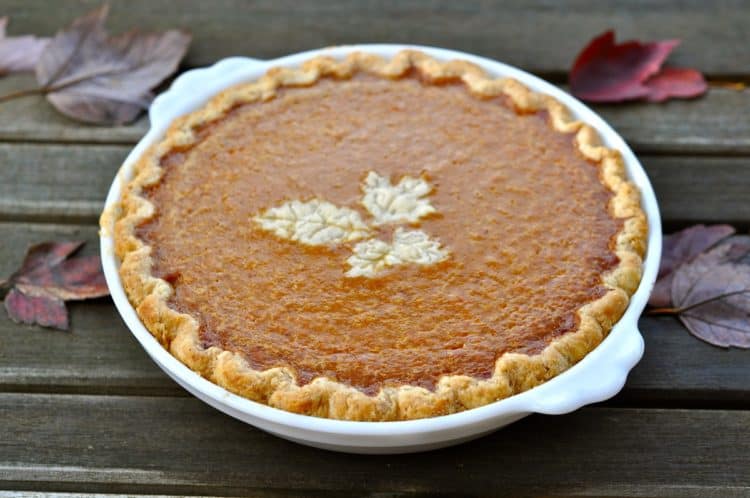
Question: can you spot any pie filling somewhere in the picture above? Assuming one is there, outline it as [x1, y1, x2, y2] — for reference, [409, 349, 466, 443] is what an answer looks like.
[137, 73, 621, 395]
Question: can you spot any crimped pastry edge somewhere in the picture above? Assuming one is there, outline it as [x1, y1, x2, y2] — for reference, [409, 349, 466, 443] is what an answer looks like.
[110, 50, 647, 421]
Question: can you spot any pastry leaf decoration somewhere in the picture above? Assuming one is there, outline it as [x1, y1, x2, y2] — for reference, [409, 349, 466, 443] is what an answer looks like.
[361, 171, 436, 225]
[254, 171, 448, 277]
[254, 199, 371, 246]
[347, 228, 449, 277]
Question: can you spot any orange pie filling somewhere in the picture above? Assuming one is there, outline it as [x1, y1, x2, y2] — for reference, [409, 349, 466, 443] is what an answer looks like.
[136, 72, 622, 395]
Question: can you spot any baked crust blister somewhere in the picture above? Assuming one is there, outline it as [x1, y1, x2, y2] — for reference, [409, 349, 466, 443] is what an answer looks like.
[109, 50, 647, 421]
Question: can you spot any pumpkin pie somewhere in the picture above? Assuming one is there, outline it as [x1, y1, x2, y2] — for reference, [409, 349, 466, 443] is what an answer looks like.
[112, 50, 647, 421]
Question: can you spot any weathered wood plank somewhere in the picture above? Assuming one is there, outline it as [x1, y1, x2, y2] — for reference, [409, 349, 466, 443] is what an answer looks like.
[0, 223, 177, 396]
[1, 143, 748, 225]
[8, 490, 742, 498]
[2, 0, 749, 78]
[1, 222, 748, 403]
[4, 488, 741, 498]
[646, 156, 750, 229]
[593, 87, 750, 155]
[0, 144, 127, 223]
[627, 315, 750, 405]
[0, 494, 233, 498]
[0, 299, 179, 396]
[0, 395, 748, 496]
[0, 75, 747, 156]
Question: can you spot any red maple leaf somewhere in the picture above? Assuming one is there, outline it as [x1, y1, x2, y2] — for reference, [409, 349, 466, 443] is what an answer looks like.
[570, 31, 708, 103]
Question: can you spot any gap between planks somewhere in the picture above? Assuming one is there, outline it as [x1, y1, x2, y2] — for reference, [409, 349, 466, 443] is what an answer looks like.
[1, 395, 748, 497]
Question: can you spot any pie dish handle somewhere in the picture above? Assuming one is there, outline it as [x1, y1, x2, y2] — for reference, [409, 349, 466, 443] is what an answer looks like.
[528, 326, 645, 415]
[149, 56, 267, 132]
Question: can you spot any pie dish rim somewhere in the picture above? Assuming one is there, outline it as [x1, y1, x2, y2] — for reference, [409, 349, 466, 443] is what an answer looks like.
[99, 45, 661, 447]
[111, 47, 646, 420]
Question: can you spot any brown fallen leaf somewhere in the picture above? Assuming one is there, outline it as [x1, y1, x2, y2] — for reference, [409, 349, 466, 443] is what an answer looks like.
[668, 239, 750, 348]
[0, 5, 190, 124]
[0, 16, 49, 74]
[34, 5, 191, 125]
[649, 227, 750, 349]
[0, 241, 109, 330]
[649, 224, 735, 307]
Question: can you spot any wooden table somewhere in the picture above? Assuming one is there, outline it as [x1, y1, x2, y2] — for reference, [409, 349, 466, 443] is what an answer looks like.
[1, 1, 748, 496]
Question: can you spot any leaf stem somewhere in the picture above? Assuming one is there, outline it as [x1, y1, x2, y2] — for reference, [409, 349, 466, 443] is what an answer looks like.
[648, 288, 750, 315]
[0, 86, 48, 104]
[648, 307, 681, 315]
[0, 64, 150, 104]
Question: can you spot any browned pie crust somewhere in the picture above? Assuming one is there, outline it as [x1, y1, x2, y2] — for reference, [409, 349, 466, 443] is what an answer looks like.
[109, 50, 647, 421]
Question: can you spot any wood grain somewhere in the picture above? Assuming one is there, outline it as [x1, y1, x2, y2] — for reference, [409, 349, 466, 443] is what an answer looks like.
[646, 156, 750, 228]
[2, 143, 748, 225]
[0, 494, 233, 498]
[626, 315, 750, 406]
[1, 394, 748, 496]
[0, 2, 746, 496]
[0, 144, 127, 223]
[593, 87, 750, 155]
[1, 222, 748, 403]
[0, 223, 174, 395]
[0, 76, 747, 155]
[1, 0, 749, 78]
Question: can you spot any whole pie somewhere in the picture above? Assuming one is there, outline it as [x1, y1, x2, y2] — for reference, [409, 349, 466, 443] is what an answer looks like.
[112, 50, 647, 421]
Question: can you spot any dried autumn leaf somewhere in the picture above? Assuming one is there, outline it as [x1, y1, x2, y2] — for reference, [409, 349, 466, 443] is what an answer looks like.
[649, 224, 735, 307]
[718, 235, 750, 264]
[671, 239, 750, 348]
[35, 5, 190, 124]
[644, 67, 710, 103]
[0, 16, 49, 74]
[1, 241, 109, 330]
[4, 288, 68, 329]
[570, 30, 707, 103]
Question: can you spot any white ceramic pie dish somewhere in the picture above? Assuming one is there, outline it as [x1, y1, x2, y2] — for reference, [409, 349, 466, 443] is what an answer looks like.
[100, 44, 662, 454]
